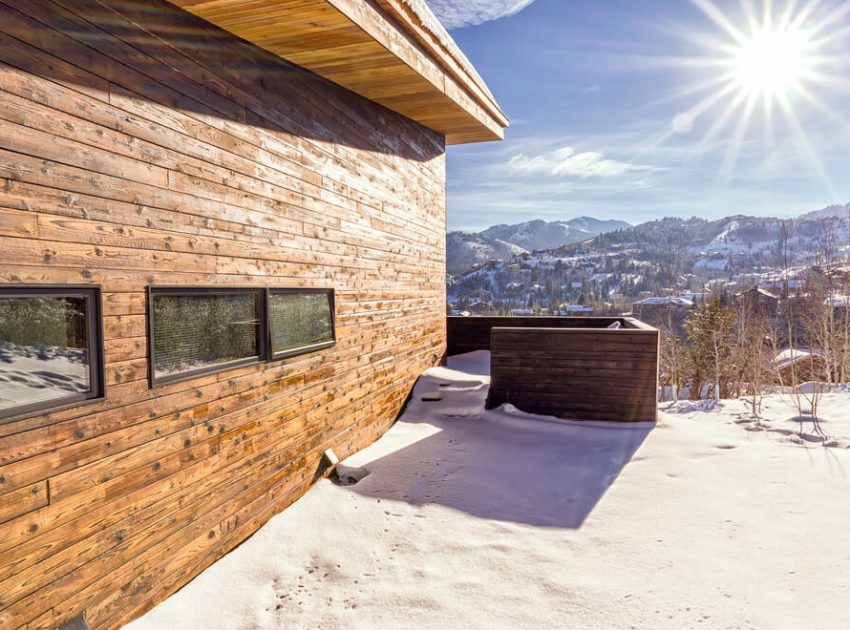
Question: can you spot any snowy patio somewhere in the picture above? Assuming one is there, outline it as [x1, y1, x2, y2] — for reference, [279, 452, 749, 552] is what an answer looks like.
[128, 352, 850, 630]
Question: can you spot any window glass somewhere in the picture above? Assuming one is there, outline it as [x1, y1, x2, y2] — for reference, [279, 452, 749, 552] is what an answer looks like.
[152, 291, 261, 382]
[0, 292, 97, 418]
[269, 291, 334, 356]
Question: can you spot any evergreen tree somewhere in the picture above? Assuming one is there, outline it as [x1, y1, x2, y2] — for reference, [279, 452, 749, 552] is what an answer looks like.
[685, 298, 737, 400]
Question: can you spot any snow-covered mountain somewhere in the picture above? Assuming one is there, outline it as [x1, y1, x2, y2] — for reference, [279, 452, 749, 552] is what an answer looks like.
[568, 212, 850, 263]
[481, 217, 631, 251]
[446, 232, 527, 275]
[799, 203, 850, 222]
[448, 208, 850, 314]
[447, 217, 631, 275]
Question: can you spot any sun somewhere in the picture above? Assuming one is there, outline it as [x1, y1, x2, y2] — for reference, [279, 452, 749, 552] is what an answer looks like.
[643, 0, 850, 191]
[730, 26, 813, 97]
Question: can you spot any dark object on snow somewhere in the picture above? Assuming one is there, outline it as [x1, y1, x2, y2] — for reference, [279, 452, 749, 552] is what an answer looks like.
[58, 613, 90, 630]
[333, 465, 370, 486]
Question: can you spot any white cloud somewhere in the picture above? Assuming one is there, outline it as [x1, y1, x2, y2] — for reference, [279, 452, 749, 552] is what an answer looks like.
[506, 146, 656, 179]
[425, 0, 536, 29]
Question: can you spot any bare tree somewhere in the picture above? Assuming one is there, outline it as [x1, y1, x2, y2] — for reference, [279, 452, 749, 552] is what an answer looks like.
[733, 295, 775, 416]
[659, 325, 690, 402]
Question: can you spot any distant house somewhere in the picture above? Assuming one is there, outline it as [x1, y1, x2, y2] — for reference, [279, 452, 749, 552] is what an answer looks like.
[632, 296, 695, 336]
[681, 291, 711, 303]
[468, 301, 493, 315]
[827, 295, 850, 312]
[563, 305, 594, 316]
[772, 349, 826, 386]
[0, 1, 506, 627]
[736, 286, 780, 318]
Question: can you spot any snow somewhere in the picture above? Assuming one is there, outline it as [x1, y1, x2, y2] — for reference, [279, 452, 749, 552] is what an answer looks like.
[0, 342, 88, 412]
[826, 295, 850, 308]
[772, 347, 820, 371]
[663, 388, 850, 449]
[634, 296, 694, 307]
[128, 353, 850, 630]
[397, 0, 496, 102]
[694, 257, 728, 271]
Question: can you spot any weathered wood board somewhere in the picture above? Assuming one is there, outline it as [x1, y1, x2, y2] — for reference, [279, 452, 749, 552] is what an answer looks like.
[0, 0, 447, 627]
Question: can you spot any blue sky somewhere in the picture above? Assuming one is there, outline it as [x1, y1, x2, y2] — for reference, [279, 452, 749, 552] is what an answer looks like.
[427, 0, 850, 231]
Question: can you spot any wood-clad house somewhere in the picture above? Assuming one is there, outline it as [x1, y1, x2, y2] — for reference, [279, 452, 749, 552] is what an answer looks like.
[0, 1, 507, 627]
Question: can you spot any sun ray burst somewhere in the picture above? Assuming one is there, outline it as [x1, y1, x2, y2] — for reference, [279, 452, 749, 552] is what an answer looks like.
[649, 0, 848, 189]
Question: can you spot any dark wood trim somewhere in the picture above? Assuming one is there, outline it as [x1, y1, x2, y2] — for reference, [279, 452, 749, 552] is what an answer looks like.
[0, 284, 105, 423]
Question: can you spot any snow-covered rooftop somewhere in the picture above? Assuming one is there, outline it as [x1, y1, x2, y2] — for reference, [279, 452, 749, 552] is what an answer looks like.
[736, 287, 779, 299]
[634, 296, 694, 306]
[128, 353, 850, 630]
[772, 348, 822, 370]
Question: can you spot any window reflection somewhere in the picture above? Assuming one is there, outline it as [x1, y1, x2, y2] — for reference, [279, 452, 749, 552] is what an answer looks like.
[0, 295, 91, 414]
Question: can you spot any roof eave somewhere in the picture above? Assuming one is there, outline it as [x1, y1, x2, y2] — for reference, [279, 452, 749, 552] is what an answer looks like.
[169, 0, 508, 144]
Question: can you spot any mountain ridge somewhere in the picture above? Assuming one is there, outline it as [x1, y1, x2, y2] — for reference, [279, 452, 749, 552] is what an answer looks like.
[447, 216, 631, 275]
[447, 202, 850, 314]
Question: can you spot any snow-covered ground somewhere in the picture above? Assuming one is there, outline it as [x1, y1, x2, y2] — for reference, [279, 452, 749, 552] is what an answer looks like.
[663, 386, 850, 449]
[0, 342, 88, 412]
[128, 352, 850, 630]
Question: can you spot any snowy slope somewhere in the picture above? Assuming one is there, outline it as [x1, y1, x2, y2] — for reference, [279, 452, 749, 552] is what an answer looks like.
[447, 217, 631, 275]
[128, 353, 850, 630]
[481, 217, 630, 251]
[446, 231, 526, 275]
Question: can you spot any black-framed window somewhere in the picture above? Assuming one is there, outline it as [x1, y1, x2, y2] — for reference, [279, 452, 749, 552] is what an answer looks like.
[269, 289, 335, 359]
[148, 287, 266, 385]
[0, 286, 104, 422]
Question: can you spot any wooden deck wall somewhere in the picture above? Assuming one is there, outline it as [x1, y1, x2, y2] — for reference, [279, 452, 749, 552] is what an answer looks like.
[0, 1, 446, 627]
[486, 325, 659, 422]
[447, 316, 637, 356]
[447, 317, 659, 422]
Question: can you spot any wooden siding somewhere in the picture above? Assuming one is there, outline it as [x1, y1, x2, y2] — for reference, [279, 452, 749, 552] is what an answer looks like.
[0, 1, 446, 628]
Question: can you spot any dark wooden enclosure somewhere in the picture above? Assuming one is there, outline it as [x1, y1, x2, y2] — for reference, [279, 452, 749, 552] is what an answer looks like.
[0, 1, 505, 628]
[447, 316, 643, 355]
[447, 317, 659, 422]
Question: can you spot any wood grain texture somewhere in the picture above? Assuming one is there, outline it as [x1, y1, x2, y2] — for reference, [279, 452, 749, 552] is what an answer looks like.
[169, 0, 508, 143]
[0, 0, 447, 627]
[447, 317, 659, 422]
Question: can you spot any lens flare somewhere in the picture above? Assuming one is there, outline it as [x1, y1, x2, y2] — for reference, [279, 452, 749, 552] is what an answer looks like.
[645, 0, 849, 193]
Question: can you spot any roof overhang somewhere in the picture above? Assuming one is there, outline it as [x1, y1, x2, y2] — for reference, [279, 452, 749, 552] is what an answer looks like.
[169, 0, 508, 144]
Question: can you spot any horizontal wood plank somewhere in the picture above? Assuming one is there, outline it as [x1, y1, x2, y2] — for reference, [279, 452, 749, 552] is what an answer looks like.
[0, 0, 448, 627]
